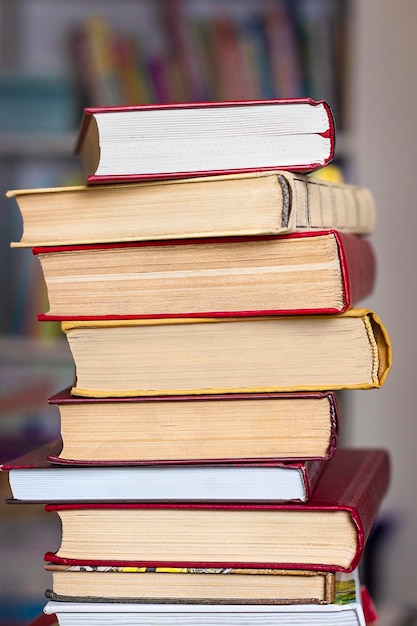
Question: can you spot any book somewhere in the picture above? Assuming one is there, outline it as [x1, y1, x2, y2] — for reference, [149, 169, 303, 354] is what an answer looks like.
[61, 309, 391, 398]
[43, 563, 336, 605]
[33, 231, 375, 319]
[2, 439, 326, 504]
[7, 170, 376, 249]
[74, 98, 335, 184]
[47, 389, 339, 464]
[42, 570, 367, 625]
[44, 448, 389, 573]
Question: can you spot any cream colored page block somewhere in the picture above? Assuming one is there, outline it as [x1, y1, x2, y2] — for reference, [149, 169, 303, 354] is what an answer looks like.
[57, 508, 357, 568]
[59, 397, 332, 461]
[66, 317, 374, 393]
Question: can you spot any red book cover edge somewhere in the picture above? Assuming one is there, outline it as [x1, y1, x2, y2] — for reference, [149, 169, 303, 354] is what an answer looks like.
[48, 388, 339, 405]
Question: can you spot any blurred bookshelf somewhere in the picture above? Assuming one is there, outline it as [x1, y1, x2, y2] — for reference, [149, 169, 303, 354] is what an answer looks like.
[0, 0, 351, 334]
[0, 0, 351, 623]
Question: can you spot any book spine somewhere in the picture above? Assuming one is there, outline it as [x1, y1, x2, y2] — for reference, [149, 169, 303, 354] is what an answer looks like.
[335, 231, 376, 310]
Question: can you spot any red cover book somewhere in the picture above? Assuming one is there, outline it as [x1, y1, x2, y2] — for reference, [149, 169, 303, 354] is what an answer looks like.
[34, 230, 375, 320]
[2, 438, 326, 503]
[44, 448, 390, 573]
[74, 98, 335, 184]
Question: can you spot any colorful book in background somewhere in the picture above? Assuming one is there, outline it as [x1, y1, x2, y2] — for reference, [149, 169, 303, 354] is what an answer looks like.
[47, 389, 338, 465]
[8, 170, 376, 248]
[2, 439, 326, 504]
[75, 99, 335, 184]
[60, 309, 391, 398]
[44, 563, 336, 605]
[33, 231, 375, 320]
[65, 1, 345, 118]
[67, 16, 122, 107]
[43, 449, 390, 573]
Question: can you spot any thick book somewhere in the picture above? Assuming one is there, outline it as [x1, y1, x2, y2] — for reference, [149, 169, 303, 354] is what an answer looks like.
[61, 309, 391, 398]
[44, 564, 336, 605]
[74, 99, 335, 184]
[43, 570, 366, 626]
[7, 171, 376, 248]
[47, 389, 339, 464]
[44, 448, 390, 573]
[34, 231, 376, 319]
[2, 439, 325, 504]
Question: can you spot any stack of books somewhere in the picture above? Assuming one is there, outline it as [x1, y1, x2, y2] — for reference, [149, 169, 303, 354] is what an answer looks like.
[3, 98, 391, 626]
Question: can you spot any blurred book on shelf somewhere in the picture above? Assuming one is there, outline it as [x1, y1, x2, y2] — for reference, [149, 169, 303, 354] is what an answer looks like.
[66, 0, 348, 125]
[0, 335, 73, 464]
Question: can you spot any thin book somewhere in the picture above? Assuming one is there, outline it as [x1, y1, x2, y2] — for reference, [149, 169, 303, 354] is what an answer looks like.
[75, 98, 335, 184]
[2, 439, 327, 504]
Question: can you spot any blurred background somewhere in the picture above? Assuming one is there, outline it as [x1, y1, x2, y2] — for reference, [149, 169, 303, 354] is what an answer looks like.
[0, 0, 416, 623]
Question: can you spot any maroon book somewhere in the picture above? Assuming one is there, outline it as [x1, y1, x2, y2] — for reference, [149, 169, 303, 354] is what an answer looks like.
[44, 448, 390, 573]
[45, 389, 339, 465]
[33, 230, 376, 320]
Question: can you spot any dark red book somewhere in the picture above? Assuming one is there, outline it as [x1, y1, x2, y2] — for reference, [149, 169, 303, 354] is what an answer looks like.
[34, 230, 375, 320]
[44, 448, 390, 573]
[75, 98, 335, 184]
[2, 438, 326, 504]
[45, 389, 339, 465]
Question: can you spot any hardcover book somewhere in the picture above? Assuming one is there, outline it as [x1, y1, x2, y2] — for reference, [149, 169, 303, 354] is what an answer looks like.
[34, 231, 376, 319]
[7, 170, 376, 248]
[43, 448, 390, 573]
[75, 98, 335, 184]
[42, 569, 370, 625]
[44, 564, 336, 605]
[2, 439, 326, 503]
[61, 309, 391, 398]
[47, 389, 339, 464]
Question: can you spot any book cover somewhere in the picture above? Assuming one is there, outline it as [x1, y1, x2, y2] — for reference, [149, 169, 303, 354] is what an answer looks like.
[43, 448, 390, 573]
[75, 98, 335, 184]
[2, 439, 326, 503]
[33, 230, 376, 319]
